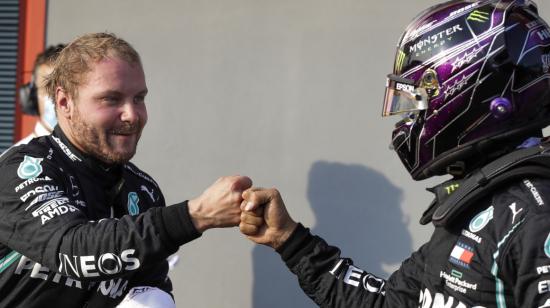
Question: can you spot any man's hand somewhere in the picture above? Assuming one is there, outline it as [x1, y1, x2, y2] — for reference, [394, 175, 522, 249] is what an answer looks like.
[188, 175, 252, 233]
[239, 188, 297, 250]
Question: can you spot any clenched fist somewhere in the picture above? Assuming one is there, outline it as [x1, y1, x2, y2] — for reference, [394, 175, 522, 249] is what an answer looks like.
[188, 175, 253, 233]
[239, 188, 297, 250]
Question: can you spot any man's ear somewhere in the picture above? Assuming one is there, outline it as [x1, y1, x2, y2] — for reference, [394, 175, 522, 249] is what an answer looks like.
[55, 87, 74, 120]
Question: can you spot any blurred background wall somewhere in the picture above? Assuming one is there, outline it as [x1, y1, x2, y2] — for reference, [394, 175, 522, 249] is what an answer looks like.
[35, 1, 550, 307]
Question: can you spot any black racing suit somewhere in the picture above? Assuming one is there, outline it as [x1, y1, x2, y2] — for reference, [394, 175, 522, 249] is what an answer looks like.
[279, 173, 550, 307]
[0, 126, 201, 307]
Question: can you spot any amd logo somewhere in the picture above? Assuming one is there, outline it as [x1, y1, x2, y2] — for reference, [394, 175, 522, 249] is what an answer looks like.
[419, 288, 486, 308]
[58, 249, 140, 278]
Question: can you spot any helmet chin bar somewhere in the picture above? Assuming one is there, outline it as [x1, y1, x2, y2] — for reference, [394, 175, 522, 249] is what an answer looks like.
[446, 162, 466, 178]
[414, 123, 546, 180]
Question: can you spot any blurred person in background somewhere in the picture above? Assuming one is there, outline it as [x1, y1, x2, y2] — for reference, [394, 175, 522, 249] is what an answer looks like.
[16, 44, 65, 145]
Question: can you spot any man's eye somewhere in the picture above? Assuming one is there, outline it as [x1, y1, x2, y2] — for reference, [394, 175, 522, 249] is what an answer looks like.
[134, 96, 145, 104]
[103, 97, 120, 104]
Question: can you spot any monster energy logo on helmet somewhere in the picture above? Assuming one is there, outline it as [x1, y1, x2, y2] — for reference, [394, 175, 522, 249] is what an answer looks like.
[395, 50, 406, 74]
[467, 10, 490, 23]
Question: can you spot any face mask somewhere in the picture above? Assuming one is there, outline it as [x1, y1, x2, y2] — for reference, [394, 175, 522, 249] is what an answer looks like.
[41, 96, 57, 130]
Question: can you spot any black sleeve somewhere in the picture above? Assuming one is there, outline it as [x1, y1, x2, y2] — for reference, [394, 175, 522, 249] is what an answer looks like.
[128, 260, 173, 293]
[501, 211, 550, 307]
[278, 224, 424, 307]
[0, 154, 201, 282]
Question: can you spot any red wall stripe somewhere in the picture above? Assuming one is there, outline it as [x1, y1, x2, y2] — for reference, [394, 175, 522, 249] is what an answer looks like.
[14, 0, 47, 141]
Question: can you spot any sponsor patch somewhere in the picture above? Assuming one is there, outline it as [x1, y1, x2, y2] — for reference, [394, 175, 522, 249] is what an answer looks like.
[440, 270, 478, 294]
[28, 191, 64, 207]
[509, 203, 523, 224]
[17, 156, 44, 179]
[15, 255, 83, 289]
[30, 197, 78, 224]
[523, 179, 544, 206]
[14, 176, 52, 192]
[409, 24, 464, 55]
[540, 280, 550, 294]
[545, 232, 550, 258]
[58, 249, 140, 279]
[461, 229, 482, 244]
[449, 242, 474, 268]
[52, 136, 82, 162]
[419, 288, 471, 308]
[140, 185, 156, 202]
[539, 265, 550, 275]
[21, 185, 59, 203]
[469, 206, 494, 233]
[127, 192, 140, 216]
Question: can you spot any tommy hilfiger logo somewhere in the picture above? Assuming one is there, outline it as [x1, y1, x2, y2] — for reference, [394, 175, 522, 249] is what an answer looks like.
[449, 242, 474, 269]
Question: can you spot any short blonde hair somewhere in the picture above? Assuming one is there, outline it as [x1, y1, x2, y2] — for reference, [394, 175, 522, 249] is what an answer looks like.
[45, 32, 141, 100]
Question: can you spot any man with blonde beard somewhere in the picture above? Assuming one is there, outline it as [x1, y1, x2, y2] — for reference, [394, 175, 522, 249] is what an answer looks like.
[0, 32, 251, 307]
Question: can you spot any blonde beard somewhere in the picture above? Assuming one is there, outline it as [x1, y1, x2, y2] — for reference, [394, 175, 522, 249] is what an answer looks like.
[71, 106, 141, 165]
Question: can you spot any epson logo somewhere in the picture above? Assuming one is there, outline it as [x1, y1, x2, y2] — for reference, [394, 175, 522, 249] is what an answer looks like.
[396, 82, 415, 92]
[58, 249, 141, 278]
[20, 185, 59, 202]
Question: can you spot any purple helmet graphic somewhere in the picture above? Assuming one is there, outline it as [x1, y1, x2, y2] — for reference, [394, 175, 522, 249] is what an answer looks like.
[383, 0, 550, 180]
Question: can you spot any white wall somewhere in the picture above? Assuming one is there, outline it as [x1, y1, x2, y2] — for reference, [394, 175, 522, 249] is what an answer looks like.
[46, 1, 550, 307]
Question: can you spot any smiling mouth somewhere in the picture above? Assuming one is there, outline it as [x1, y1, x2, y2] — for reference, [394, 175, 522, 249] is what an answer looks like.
[113, 132, 136, 136]
[110, 128, 139, 136]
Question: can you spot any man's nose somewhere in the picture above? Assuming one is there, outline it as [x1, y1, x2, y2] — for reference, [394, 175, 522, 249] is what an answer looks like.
[120, 101, 140, 123]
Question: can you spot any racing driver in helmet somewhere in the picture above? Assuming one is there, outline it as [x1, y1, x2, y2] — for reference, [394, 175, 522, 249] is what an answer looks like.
[239, 0, 550, 307]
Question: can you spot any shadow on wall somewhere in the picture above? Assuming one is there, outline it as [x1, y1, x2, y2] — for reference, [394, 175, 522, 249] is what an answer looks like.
[251, 161, 412, 308]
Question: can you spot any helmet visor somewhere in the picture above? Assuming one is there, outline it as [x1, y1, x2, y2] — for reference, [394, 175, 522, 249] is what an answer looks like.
[382, 74, 428, 117]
